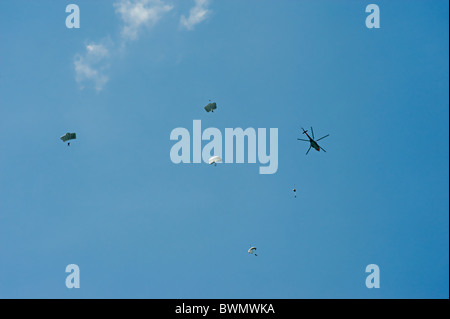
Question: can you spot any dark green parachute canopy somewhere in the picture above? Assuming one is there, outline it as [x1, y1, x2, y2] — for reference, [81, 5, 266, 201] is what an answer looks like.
[60, 132, 76, 142]
[204, 102, 217, 112]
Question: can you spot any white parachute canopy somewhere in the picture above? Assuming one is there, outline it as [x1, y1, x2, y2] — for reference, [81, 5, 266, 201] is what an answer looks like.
[248, 247, 257, 255]
[208, 155, 222, 166]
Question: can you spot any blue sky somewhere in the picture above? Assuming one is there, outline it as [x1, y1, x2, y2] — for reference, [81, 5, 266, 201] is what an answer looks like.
[0, 0, 448, 298]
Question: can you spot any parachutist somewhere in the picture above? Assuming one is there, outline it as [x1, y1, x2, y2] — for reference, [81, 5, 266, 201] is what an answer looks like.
[61, 132, 76, 145]
[204, 102, 217, 112]
[209, 155, 222, 166]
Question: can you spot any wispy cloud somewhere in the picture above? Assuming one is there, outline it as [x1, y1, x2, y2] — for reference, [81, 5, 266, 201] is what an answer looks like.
[74, 0, 211, 90]
[180, 0, 211, 30]
[114, 0, 174, 41]
[74, 40, 112, 91]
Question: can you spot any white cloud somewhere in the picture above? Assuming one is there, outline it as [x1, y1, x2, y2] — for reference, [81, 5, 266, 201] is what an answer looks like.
[74, 0, 213, 90]
[86, 43, 109, 58]
[74, 41, 111, 91]
[180, 0, 210, 30]
[74, 1, 174, 90]
[114, 0, 174, 41]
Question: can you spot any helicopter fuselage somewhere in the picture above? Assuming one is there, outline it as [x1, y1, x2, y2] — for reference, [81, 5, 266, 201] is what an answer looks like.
[304, 133, 321, 151]
[311, 140, 320, 151]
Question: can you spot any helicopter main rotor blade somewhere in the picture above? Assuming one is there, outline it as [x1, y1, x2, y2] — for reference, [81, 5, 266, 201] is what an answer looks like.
[297, 138, 309, 142]
[319, 145, 326, 152]
[306, 145, 311, 155]
[311, 127, 315, 140]
[316, 134, 329, 141]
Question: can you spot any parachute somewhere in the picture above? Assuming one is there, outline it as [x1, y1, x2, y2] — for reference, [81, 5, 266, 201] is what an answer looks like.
[248, 247, 257, 256]
[209, 155, 222, 166]
[204, 102, 217, 113]
[60, 132, 76, 142]
[60, 132, 76, 146]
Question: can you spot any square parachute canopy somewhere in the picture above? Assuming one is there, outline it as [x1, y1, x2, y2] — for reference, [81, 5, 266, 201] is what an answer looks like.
[204, 102, 217, 112]
[60, 132, 76, 142]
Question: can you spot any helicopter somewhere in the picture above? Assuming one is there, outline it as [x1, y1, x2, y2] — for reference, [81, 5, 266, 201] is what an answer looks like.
[297, 127, 329, 155]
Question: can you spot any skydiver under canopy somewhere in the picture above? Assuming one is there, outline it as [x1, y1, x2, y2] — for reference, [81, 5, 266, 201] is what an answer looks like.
[248, 247, 257, 256]
[204, 101, 217, 113]
[60, 132, 76, 146]
[209, 155, 222, 166]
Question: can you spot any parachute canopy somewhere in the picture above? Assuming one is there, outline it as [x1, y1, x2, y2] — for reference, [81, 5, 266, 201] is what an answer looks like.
[209, 155, 222, 165]
[204, 102, 217, 112]
[60, 132, 76, 142]
[248, 247, 257, 254]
